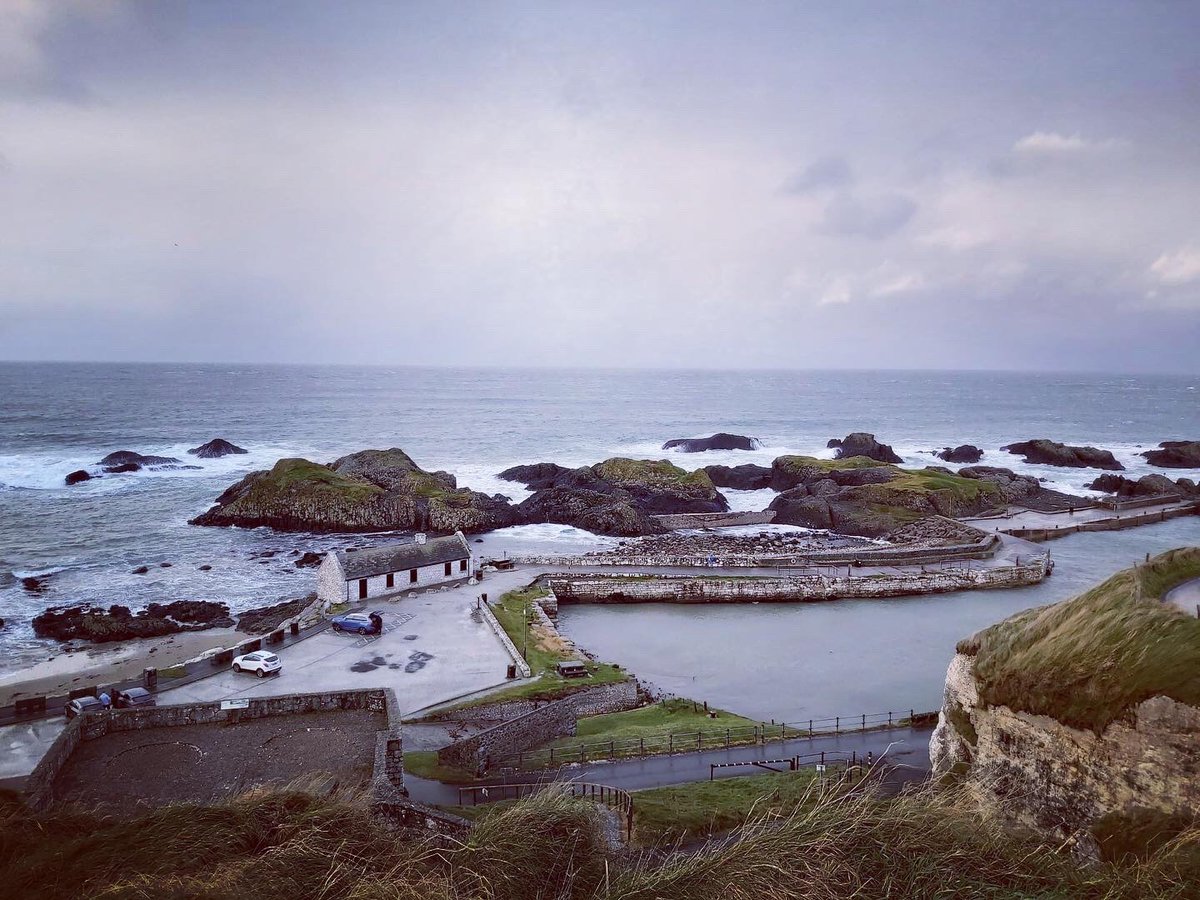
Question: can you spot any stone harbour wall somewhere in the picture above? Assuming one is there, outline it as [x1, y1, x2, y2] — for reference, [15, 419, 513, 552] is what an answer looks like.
[478, 600, 532, 678]
[437, 681, 639, 774]
[550, 559, 1049, 605]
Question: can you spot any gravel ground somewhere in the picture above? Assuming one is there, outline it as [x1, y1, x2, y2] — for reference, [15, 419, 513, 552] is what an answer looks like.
[52, 709, 384, 815]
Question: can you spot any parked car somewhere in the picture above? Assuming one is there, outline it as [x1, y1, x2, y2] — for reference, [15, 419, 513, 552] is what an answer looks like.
[65, 696, 105, 718]
[232, 651, 282, 677]
[114, 687, 156, 709]
[330, 611, 384, 635]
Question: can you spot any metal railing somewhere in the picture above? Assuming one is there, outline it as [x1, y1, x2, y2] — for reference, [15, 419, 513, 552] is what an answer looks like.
[457, 781, 634, 836]
[498, 709, 938, 771]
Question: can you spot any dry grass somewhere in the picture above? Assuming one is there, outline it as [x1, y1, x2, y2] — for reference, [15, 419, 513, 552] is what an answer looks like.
[5, 780, 1200, 900]
[966, 547, 1200, 732]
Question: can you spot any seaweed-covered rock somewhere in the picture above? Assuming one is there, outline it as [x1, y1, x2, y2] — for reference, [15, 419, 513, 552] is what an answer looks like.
[188, 438, 248, 458]
[497, 463, 573, 490]
[1141, 441, 1200, 469]
[191, 449, 518, 534]
[31, 601, 234, 644]
[294, 551, 324, 568]
[702, 464, 773, 490]
[936, 445, 984, 463]
[1002, 439, 1123, 470]
[662, 433, 761, 452]
[99, 450, 181, 467]
[236, 596, 313, 634]
[956, 465, 1084, 512]
[65, 469, 93, 485]
[1087, 473, 1189, 498]
[826, 432, 902, 464]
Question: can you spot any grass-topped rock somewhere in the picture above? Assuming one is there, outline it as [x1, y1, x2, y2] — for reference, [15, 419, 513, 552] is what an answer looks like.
[191, 448, 518, 534]
[767, 455, 1003, 538]
[507, 457, 728, 536]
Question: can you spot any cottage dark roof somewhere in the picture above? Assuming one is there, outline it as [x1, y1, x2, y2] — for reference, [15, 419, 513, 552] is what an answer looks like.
[335, 533, 469, 581]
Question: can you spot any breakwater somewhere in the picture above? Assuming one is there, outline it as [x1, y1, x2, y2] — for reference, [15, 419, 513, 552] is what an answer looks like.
[548, 557, 1051, 604]
[1005, 502, 1200, 543]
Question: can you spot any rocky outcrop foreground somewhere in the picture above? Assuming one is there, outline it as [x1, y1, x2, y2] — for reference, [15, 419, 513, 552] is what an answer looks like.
[1002, 439, 1123, 470]
[931, 548, 1200, 854]
[505, 457, 729, 536]
[1141, 440, 1200, 468]
[826, 432, 902, 464]
[192, 448, 518, 534]
[32, 601, 234, 643]
[188, 438, 248, 458]
[765, 456, 1003, 538]
[954, 465, 1082, 512]
[662, 433, 761, 452]
[1088, 473, 1196, 498]
[701, 463, 773, 490]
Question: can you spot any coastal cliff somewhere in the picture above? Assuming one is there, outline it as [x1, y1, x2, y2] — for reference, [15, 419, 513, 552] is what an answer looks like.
[931, 548, 1200, 855]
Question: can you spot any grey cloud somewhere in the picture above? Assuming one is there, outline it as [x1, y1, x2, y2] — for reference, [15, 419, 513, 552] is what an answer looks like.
[780, 156, 853, 194]
[818, 192, 917, 239]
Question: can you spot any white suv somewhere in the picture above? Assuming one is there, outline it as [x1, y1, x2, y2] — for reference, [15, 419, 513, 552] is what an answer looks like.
[231, 651, 282, 678]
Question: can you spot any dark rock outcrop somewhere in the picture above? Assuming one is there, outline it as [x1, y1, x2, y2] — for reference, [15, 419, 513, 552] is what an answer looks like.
[514, 457, 728, 536]
[936, 445, 984, 464]
[766, 456, 1004, 538]
[1087, 473, 1190, 498]
[188, 438, 248, 458]
[955, 466, 1083, 512]
[65, 469, 92, 486]
[662, 433, 762, 453]
[21, 576, 48, 594]
[702, 464, 773, 490]
[236, 596, 312, 634]
[32, 600, 234, 644]
[826, 433, 902, 464]
[191, 448, 519, 534]
[131, 566, 149, 575]
[294, 551, 323, 568]
[498, 463, 573, 490]
[99, 450, 181, 468]
[104, 462, 142, 474]
[1141, 440, 1200, 469]
[1002, 439, 1123, 471]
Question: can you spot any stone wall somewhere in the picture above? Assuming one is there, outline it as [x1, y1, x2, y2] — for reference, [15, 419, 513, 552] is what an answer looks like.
[1005, 502, 1200, 543]
[550, 558, 1049, 605]
[436, 681, 639, 774]
[931, 653, 1200, 851]
[478, 600, 532, 678]
[26, 688, 403, 812]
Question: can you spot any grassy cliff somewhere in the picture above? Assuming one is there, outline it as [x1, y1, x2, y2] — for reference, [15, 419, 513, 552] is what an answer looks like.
[960, 547, 1200, 733]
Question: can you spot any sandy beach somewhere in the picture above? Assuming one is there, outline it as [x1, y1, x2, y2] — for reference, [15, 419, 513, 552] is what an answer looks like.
[0, 627, 239, 707]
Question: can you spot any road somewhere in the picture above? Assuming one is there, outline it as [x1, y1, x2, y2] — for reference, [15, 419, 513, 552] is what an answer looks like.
[405, 724, 935, 805]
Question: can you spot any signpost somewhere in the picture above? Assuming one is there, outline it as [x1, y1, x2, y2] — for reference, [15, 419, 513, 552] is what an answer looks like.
[220, 698, 250, 710]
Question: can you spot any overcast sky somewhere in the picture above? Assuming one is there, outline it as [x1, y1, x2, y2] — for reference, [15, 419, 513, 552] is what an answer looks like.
[2, 1, 1198, 371]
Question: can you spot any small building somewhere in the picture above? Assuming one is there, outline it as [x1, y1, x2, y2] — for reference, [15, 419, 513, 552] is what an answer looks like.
[317, 531, 473, 606]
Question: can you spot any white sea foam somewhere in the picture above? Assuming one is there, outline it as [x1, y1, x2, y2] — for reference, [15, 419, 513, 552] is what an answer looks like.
[721, 488, 778, 512]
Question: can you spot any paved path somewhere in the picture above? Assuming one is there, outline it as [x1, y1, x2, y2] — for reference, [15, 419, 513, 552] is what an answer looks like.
[1165, 577, 1200, 616]
[406, 724, 934, 805]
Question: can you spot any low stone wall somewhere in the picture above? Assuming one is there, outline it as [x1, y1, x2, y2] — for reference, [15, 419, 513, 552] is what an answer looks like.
[371, 798, 473, 839]
[437, 681, 639, 774]
[549, 559, 1050, 605]
[26, 688, 403, 812]
[478, 600, 532, 678]
[1007, 502, 1199, 543]
[651, 510, 776, 529]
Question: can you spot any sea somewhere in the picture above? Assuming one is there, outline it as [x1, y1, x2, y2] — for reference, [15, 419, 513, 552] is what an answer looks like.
[1, 363, 1198, 689]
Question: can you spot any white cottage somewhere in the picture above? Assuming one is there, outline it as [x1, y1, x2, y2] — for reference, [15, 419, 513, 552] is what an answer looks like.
[316, 531, 473, 606]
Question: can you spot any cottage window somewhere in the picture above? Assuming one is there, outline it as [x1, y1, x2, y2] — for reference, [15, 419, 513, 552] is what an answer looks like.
[444, 562, 452, 576]
[459, 559, 468, 572]
[409, 568, 418, 583]
[358, 579, 367, 600]
[386, 572, 394, 589]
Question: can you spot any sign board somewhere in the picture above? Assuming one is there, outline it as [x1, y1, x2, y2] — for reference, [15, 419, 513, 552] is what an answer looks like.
[815, 764, 826, 773]
[220, 698, 250, 710]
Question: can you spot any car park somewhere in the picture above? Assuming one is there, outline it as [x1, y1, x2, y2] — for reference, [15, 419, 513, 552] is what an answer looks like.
[231, 651, 282, 678]
[65, 696, 106, 718]
[113, 687, 156, 709]
[330, 611, 384, 635]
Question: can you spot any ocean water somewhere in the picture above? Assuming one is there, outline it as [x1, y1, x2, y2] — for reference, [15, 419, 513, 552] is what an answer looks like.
[1, 363, 1198, 677]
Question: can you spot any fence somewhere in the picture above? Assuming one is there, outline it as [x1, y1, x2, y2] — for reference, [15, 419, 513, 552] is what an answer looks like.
[709, 748, 860, 780]
[497, 709, 938, 771]
[457, 781, 634, 837]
